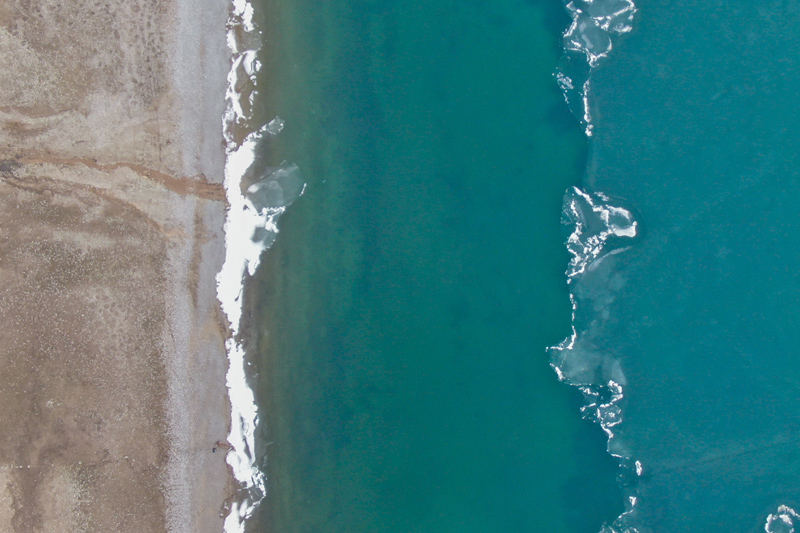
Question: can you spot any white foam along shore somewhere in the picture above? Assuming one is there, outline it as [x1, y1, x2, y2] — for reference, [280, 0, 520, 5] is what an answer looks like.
[217, 0, 304, 530]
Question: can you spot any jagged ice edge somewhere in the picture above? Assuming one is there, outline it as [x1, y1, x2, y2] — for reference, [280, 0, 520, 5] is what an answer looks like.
[550, 0, 640, 530]
[217, 1, 271, 531]
[557, 0, 636, 135]
[549, 187, 641, 533]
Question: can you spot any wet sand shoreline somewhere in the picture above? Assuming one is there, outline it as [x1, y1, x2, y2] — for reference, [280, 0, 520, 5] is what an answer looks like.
[0, 0, 233, 530]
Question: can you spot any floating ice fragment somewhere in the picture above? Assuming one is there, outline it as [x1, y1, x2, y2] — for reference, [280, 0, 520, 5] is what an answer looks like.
[552, 341, 607, 385]
[556, 72, 574, 91]
[265, 116, 285, 135]
[557, 0, 637, 134]
[562, 186, 638, 281]
[246, 163, 305, 211]
[563, 0, 636, 68]
[583, 0, 636, 33]
[766, 506, 800, 533]
[564, 12, 613, 67]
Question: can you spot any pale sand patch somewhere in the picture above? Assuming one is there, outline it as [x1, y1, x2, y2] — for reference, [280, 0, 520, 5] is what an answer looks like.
[0, 0, 233, 530]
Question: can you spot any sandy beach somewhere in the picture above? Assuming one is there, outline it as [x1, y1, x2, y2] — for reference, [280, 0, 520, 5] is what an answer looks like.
[0, 0, 233, 530]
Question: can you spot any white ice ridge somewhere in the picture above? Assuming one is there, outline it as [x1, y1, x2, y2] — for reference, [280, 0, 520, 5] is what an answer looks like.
[766, 506, 800, 533]
[562, 186, 638, 281]
[218, 0, 303, 530]
[218, 120, 306, 529]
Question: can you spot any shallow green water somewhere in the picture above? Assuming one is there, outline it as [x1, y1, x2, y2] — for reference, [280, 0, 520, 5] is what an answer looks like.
[243, 0, 622, 530]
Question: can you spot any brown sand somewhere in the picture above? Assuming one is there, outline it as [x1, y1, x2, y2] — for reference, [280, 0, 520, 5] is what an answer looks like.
[0, 0, 233, 531]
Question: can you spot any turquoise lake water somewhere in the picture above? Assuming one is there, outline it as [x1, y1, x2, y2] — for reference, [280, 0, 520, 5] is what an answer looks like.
[239, 0, 624, 530]
[225, 0, 800, 530]
[228, 0, 800, 530]
[547, 0, 800, 531]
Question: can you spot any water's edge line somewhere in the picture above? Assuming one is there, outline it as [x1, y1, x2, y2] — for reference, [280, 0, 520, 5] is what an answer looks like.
[218, 1, 266, 530]
[217, 0, 306, 528]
